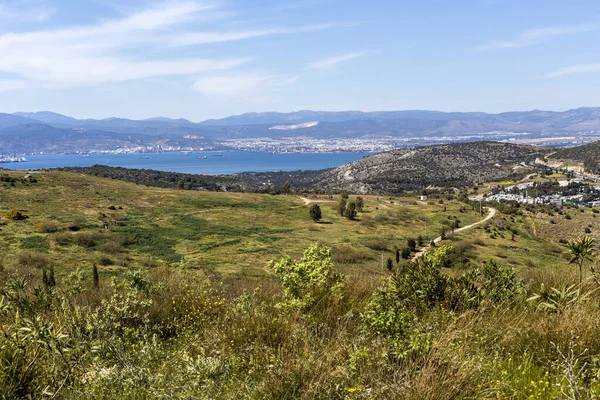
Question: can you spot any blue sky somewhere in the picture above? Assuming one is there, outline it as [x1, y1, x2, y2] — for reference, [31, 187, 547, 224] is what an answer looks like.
[1, 0, 600, 121]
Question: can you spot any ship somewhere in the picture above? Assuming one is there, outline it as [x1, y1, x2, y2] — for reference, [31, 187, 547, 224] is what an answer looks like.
[197, 155, 207, 159]
[212, 153, 223, 157]
[140, 156, 150, 159]
[0, 155, 28, 163]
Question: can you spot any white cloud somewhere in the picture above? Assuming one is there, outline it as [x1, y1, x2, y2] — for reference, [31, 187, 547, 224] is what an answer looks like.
[192, 74, 297, 97]
[545, 63, 600, 78]
[477, 24, 597, 50]
[0, 1, 335, 87]
[308, 52, 365, 69]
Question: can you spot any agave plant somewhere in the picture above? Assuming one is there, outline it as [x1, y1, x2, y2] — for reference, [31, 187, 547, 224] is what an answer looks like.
[527, 283, 580, 317]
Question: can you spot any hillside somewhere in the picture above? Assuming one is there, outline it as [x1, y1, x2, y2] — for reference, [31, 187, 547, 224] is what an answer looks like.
[551, 140, 600, 161]
[239, 142, 547, 193]
[3, 169, 600, 398]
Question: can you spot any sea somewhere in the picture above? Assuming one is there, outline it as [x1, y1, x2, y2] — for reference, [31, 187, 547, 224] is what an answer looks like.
[1, 151, 372, 175]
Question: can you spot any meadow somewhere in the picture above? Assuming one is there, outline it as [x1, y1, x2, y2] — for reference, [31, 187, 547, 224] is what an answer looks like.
[1, 170, 600, 399]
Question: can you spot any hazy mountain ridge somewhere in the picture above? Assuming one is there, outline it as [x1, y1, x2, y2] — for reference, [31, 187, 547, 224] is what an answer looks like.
[2, 107, 600, 154]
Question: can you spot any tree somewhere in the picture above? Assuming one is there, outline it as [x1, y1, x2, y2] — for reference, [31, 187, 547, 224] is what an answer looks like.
[386, 257, 394, 271]
[566, 236, 596, 297]
[344, 202, 357, 220]
[417, 235, 424, 246]
[440, 226, 446, 240]
[92, 264, 100, 290]
[355, 196, 364, 212]
[340, 193, 349, 200]
[407, 238, 417, 252]
[401, 247, 411, 259]
[337, 198, 347, 216]
[395, 248, 400, 264]
[309, 204, 322, 222]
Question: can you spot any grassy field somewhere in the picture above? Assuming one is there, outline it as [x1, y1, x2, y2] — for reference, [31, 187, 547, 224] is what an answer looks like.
[4, 170, 600, 399]
[0, 170, 483, 281]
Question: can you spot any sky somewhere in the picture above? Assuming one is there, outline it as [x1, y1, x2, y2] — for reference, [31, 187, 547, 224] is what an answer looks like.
[1, 0, 600, 121]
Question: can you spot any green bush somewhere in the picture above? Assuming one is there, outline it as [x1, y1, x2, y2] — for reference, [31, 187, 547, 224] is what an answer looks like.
[270, 244, 344, 312]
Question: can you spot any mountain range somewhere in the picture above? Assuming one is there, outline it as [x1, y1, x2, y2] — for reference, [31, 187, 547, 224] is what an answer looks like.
[2, 108, 600, 154]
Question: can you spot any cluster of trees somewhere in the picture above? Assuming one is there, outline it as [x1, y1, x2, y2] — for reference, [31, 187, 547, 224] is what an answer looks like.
[337, 194, 364, 220]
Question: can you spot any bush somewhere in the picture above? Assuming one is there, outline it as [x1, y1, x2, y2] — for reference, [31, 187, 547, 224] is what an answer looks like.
[17, 251, 49, 269]
[35, 220, 61, 233]
[331, 245, 371, 264]
[308, 204, 322, 222]
[5, 208, 26, 220]
[270, 244, 344, 312]
[52, 232, 73, 246]
[74, 232, 98, 248]
[363, 239, 389, 251]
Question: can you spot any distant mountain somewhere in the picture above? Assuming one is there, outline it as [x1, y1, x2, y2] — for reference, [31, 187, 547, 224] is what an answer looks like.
[199, 110, 491, 126]
[0, 113, 40, 128]
[13, 111, 79, 126]
[2, 107, 600, 154]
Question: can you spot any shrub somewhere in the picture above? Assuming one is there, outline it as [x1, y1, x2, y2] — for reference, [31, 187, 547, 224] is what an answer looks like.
[270, 244, 344, 312]
[52, 232, 73, 246]
[17, 251, 49, 269]
[363, 239, 389, 251]
[5, 208, 26, 220]
[74, 232, 98, 248]
[35, 220, 61, 233]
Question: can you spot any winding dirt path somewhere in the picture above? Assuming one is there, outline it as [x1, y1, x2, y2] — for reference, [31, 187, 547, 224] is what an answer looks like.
[299, 196, 335, 205]
[412, 207, 497, 261]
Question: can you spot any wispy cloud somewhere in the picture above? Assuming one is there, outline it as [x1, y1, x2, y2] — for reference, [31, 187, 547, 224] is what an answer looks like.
[173, 23, 335, 46]
[192, 74, 297, 98]
[477, 24, 597, 50]
[0, 1, 336, 88]
[308, 52, 365, 69]
[545, 63, 600, 78]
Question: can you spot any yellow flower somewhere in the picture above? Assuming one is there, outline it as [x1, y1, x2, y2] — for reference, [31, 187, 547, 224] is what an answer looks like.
[347, 387, 362, 393]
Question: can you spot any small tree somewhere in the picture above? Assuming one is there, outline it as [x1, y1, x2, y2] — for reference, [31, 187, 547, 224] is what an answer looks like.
[386, 257, 394, 272]
[340, 193, 349, 200]
[401, 247, 411, 259]
[417, 235, 424, 246]
[407, 238, 417, 252]
[309, 204, 322, 222]
[395, 248, 400, 264]
[566, 236, 596, 297]
[344, 202, 357, 220]
[355, 196, 364, 212]
[440, 226, 447, 240]
[337, 198, 347, 216]
[92, 264, 100, 290]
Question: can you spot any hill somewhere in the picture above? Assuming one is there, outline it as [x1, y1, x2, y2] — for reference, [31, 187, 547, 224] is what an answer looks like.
[3, 169, 600, 398]
[238, 142, 547, 193]
[551, 140, 600, 161]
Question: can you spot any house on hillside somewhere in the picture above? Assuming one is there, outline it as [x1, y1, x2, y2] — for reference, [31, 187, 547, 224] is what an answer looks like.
[418, 195, 428, 201]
